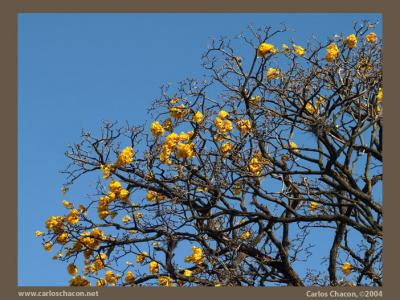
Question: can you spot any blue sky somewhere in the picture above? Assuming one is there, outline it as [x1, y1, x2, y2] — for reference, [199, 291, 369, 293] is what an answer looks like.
[18, 13, 382, 286]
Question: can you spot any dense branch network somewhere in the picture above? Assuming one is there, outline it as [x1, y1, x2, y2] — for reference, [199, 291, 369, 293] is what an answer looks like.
[37, 21, 383, 287]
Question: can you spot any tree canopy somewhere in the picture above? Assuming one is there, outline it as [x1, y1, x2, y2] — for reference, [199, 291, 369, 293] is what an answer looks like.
[37, 21, 383, 287]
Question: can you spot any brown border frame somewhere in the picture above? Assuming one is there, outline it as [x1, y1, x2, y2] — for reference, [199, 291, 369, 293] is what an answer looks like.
[1, 1, 398, 299]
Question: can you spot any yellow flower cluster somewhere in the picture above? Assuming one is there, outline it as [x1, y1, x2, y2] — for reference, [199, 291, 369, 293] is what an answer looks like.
[257, 43, 277, 57]
[115, 146, 134, 167]
[151, 121, 165, 137]
[266, 67, 280, 81]
[96, 278, 107, 286]
[149, 261, 159, 274]
[240, 231, 252, 241]
[193, 111, 204, 124]
[100, 164, 114, 179]
[67, 263, 78, 276]
[170, 104, 187, 119]
[74, 228, 106, 251]
[158, 276, 173, 287]
[93, 253, 107, 271]
[136, 251, 148, 264]
[214, 110, 233, 139]
[183, 269, 192, 277]
[289, 141, 299, 154]
[325, 43, 339, 62]
[236, 119, 251, 134]
[125, 271, 135, 284]
[249, 95, 261, 106]
[346, 34, 357, 48]
[105, 270, 119, 285]
[62, 200, 73, 209]
[341, 262, 353, 275]
[220, 141, 232, 155]
[184, 246, 205, 266]
[43, 241, 52, 251]
[281, 43, 290, 53]
[366, 32, 377, 43]
[160, 131, 195, 164]
[293, 44, 305, 56]
[146, 190, 166, 202]
[67, 209, 79, 225]
[176, 142, 196, 159]
[45, 216, 65, 233]
[122, 215, 131, 223]
[309, 201, 319, 212]
[35, 230, 44, 237]
[69, 275, 90, 286]
[56, 232, 69, 244]
[249, 152, 269, 176]
[305, 101, 316, 114]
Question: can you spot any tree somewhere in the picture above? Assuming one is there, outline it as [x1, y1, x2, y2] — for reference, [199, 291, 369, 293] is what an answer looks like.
[37, 21, 382, 287]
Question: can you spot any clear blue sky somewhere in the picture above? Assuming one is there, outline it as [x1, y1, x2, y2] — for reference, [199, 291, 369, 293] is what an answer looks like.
[18, 13, 382, 286]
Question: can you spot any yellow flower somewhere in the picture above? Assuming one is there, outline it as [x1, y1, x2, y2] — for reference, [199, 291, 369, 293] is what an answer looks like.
[309, 201, 319, 212]
[94, 253, 107, 270]
[43, 241, 52, 251]
[176, 143, 195, 159]
[341, 262, 353, 275]
[56, 232, 69, 244]
[249, 155, 262, 175]
[185, 246, 205, 266]
[281, 43, 290, 53]
[100, 164, 114, 179]
[170, 104, 187, 119]
[218, 110, 229, 120]
[193, 111, 204, 123]
[146, 190, 166, 202]
[69, 275, 90, 286]
[366, 32, 377, 43]
[377, 87, 383, 102]
[149, 261, 159, 274]
[135, 212, 143, 219]
[163, 118, 173, 132]
[183, 269, 192, 277]
[214, 283, 221, 287]
[119, 188, 130, 201]
[346, 34, 358, 48]
[122, 215, 131, 223]
[170, 96, 179, 104]
[315, 96, 325, 109]
[35, 230, 44, 237]
[158, 276, 173, 287]
[136, 252, 148, 264]
[179, 132, 191, 142]
[266, 67, 280, 81]
[236, 119, 251, 134]
[293, 44, 305, 56]
[115, 146, 134, 167]
[249, 95, 261, 106]
[257, 43, 277, 57]
[289, 141, 299, 154]
[67, 209, 79, 225]
[62, 200, 73, 209]
[105, 270, 118, 285]
[96, 278, 107, 286]
[45, 215, 65, 232]
[220, 142, 232, 155]
[305, 101, 316, 114]
[109, 179, 122, 194]
[151, 121, 165, 137]
[325, 43, 339, 62]
[240, 231, 251, 241]
[125, 271, 135, 284]
[67, 263, 78, 276]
